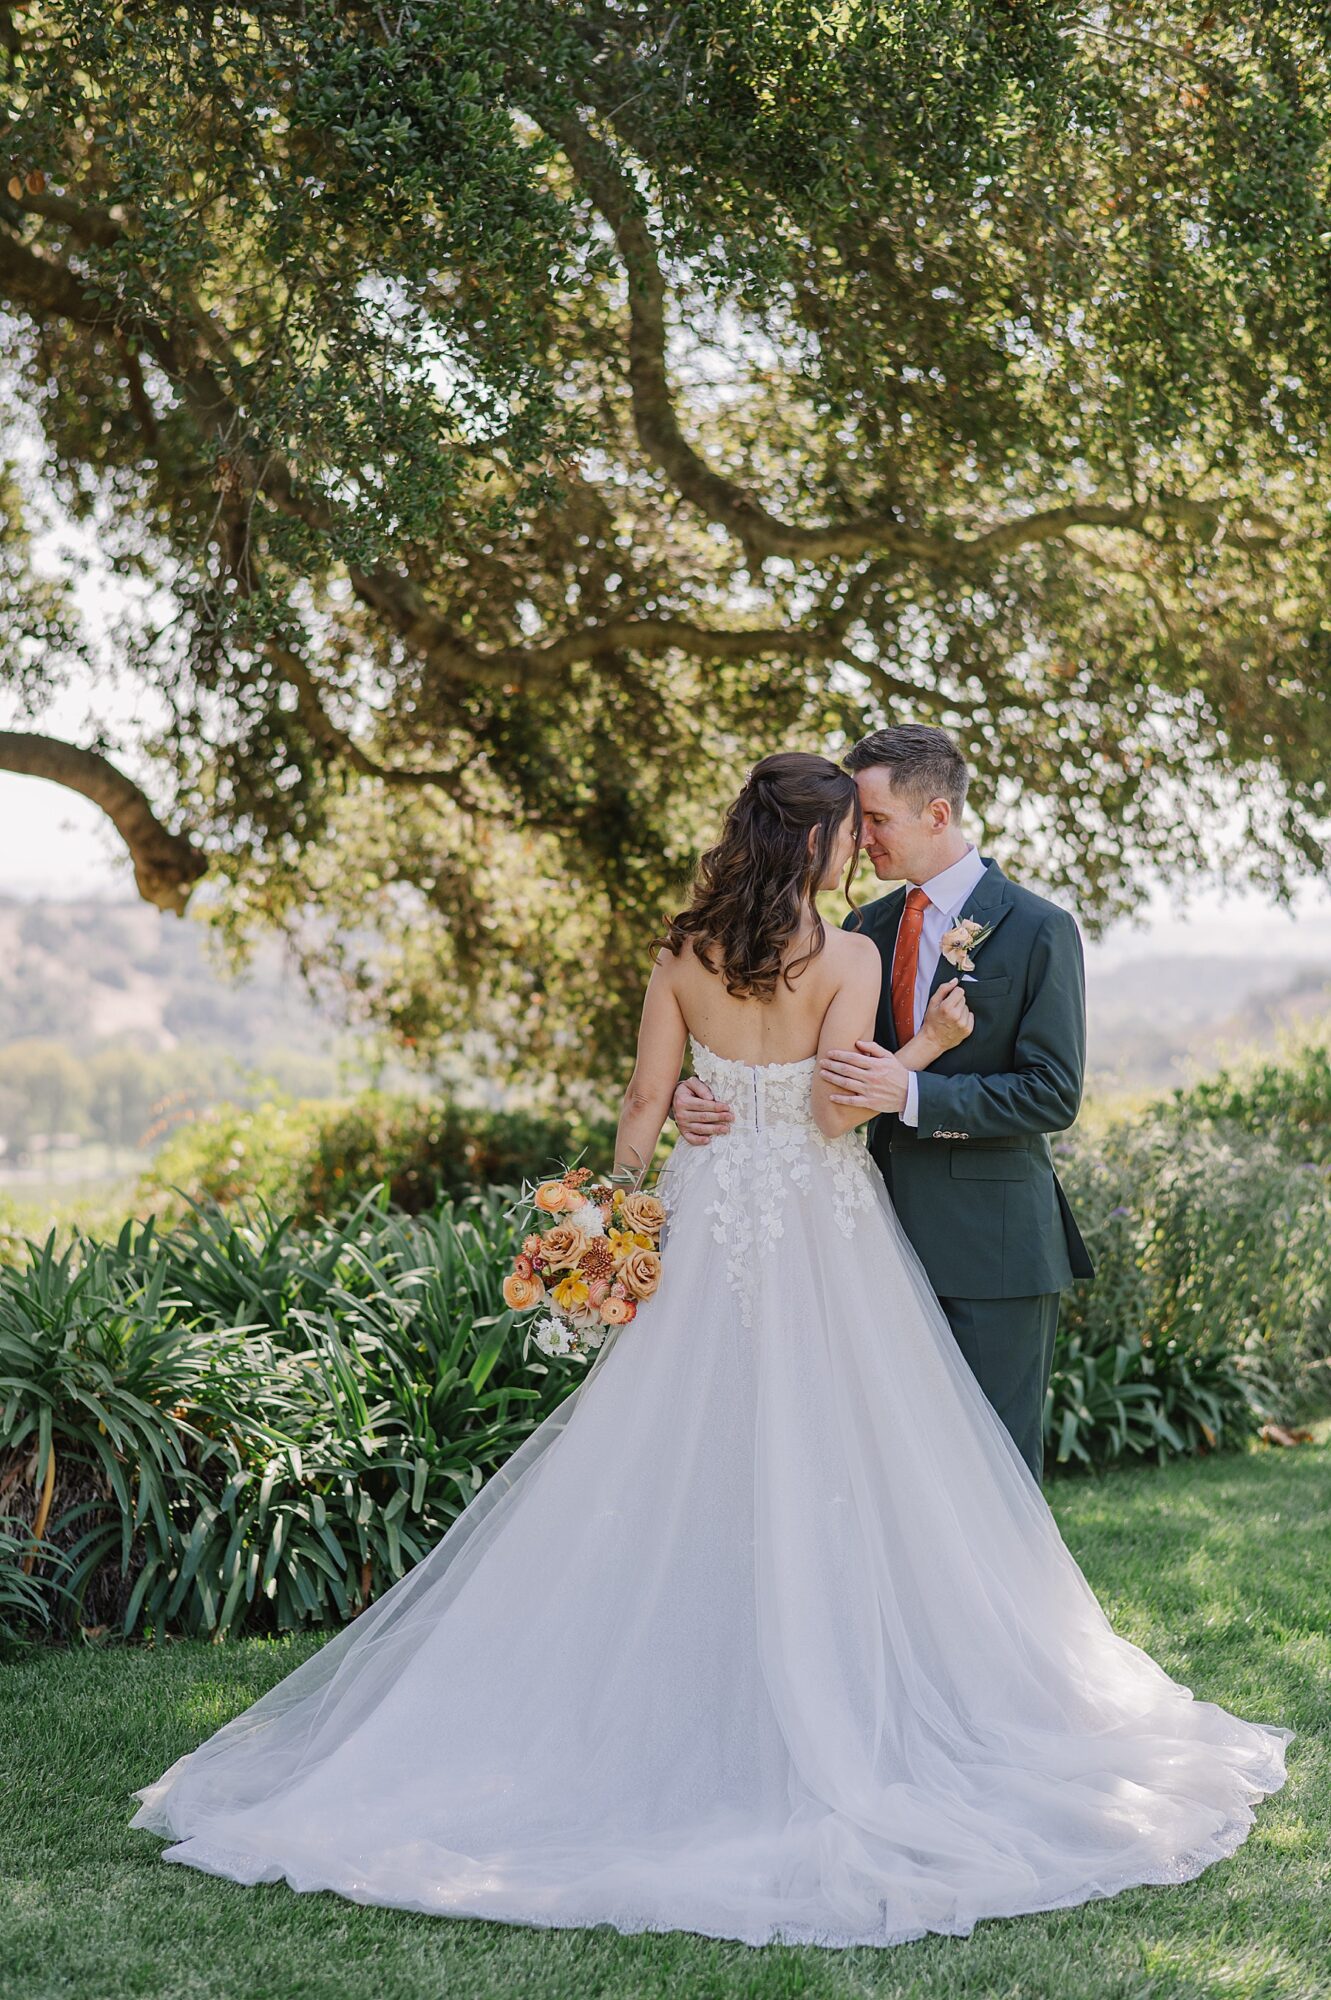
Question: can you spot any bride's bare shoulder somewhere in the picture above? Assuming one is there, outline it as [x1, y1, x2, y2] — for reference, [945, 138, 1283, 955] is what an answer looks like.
[822, 925, 881, 974]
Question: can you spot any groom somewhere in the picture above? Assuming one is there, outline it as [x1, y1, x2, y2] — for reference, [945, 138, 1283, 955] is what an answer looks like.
[672, 723, 1093, 1483]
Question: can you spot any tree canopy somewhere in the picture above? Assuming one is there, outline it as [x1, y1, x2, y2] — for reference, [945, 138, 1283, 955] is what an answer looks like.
[2, 2, 1330, 1076]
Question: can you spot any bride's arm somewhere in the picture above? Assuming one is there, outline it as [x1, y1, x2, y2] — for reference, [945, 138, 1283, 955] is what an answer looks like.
[811, 937, 888, 1139]
[817, 980, 973, 1134]
[614, 953, 689, 1175]
[898, 983, 974, 1071]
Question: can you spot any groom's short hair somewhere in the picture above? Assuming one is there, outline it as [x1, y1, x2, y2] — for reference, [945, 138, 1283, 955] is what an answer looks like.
[843, 724, 969, 817]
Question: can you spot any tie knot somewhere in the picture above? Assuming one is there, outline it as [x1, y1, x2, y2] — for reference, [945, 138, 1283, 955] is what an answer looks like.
[904, 886, 929, 921]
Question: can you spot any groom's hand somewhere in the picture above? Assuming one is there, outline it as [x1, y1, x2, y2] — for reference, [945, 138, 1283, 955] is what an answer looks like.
[818, 1041, 909, 1115]
[672, 1076, 733, 1146]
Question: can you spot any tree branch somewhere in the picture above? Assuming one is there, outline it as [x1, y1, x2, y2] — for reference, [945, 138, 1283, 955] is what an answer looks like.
[0, 731, 208, 913]
[264, 644, 476, 802]
[549, 109, 1282, 567]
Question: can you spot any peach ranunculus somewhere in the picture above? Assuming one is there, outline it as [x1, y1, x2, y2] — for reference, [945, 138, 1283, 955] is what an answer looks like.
[552, 1274, 591, 1313]
[618, 1192, 666, 1238]
[534, 1180, 577, 1215]
[606, 1225, 653, 1267]
[600, 1293, 637, 1326]
[620, 1247, 662, 1301]
[540, 1221, 591, 1270]
[502, 1270, 546, 1311]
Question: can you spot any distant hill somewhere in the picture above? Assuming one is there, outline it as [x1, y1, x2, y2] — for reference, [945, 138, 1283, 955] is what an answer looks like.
[1085, 953, 1331, 1093]
[0, 896, 339, 1060]
[1, 896, 1329, 1104]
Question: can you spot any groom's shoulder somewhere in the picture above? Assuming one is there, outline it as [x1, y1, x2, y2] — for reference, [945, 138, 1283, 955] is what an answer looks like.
[841, 890, 901, 943]
[998, 872, 1082, 945]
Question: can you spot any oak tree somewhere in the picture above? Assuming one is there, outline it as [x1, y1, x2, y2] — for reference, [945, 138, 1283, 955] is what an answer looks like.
[2, 2, 1329, 1073]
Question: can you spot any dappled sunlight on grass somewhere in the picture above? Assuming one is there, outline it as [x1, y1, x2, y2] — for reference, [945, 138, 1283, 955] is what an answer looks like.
[1141, 1937, 1323, 2000]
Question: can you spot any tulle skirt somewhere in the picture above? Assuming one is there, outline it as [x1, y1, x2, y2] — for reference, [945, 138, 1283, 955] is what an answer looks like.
[131, 1120, 1290, 1948]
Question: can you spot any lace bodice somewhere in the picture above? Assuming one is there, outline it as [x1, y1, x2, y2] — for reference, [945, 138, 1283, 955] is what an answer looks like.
[687, 1038, 822, 1130]
[663, 1037, 878, 1324]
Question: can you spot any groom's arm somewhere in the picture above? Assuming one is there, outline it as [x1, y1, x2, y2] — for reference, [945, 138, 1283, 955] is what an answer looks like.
[913, 911, 1085, 1142]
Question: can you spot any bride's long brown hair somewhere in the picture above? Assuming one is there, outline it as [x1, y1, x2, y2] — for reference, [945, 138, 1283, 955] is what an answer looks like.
[661, 753, 862, 998]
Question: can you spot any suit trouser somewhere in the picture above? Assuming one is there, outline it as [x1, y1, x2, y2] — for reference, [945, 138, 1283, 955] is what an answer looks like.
[935, 1293, 1060, 1485]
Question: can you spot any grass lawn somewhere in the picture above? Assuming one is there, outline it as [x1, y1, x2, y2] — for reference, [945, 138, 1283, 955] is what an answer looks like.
[4, 1444, 1328, 2000]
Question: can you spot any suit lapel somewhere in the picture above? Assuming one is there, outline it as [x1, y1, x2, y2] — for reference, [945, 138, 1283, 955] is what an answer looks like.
[926, 857, 1015, 1003]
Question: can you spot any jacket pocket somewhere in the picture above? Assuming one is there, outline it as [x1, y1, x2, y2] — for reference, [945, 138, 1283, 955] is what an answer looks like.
[950, 1147, 1030, 1181]
[958, 974, 1012, 998]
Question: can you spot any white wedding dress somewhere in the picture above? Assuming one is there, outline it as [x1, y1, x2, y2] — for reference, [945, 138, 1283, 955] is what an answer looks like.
[132, 1039, 1290, 1948]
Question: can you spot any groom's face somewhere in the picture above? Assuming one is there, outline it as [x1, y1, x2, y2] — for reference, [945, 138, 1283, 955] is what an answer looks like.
[852, 767, 946, 884]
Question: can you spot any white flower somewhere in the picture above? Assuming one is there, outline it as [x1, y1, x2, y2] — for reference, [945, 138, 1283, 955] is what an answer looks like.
[532, 1313, 577, 1357]
[569, 1199, 605, 1238]
[531, 1311, 599, 1361]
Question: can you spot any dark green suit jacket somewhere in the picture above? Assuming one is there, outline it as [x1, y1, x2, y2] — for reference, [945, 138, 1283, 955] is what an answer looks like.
[844, 860, 1094, 1300]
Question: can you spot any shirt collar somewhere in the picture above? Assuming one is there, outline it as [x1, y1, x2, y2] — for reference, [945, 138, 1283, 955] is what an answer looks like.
[916, 844, 986, 918]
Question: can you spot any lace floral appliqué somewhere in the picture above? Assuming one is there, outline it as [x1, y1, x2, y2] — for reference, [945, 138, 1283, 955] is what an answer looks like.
[685, 1037, 875, 1325]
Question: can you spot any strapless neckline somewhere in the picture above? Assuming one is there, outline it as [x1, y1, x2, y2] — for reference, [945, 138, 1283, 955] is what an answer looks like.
[688, 1034, 817, 1075]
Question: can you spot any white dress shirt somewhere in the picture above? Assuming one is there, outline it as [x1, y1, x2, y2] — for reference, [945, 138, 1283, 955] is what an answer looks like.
[893, 845, 988, 1128]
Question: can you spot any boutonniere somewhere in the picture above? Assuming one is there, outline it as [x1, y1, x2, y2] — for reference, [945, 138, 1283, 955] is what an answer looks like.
[940, 916, 995, 973]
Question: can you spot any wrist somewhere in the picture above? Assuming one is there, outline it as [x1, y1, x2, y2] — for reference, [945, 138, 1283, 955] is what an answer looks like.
[905, 1031, 942, 1068]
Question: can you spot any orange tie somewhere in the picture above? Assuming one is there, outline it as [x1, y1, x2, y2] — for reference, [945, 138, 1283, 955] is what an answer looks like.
[892, 887, 929, 1048]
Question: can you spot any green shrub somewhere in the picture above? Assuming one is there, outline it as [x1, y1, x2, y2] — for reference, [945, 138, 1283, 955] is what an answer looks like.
[1172, 1038, 1331, 1159]
[142, 1092, 620, 1224]
[0, 1192, 579, 1642]
[1050, 1113, 1329, 1467]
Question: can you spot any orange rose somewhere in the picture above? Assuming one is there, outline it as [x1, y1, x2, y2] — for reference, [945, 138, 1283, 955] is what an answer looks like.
[540, 1221, 590, 1269]
[534, 1180, 577, 1214]
[600, 1294, 637, 1326]
[502, 1271, 546, 1311]
[620, 1248, 662, 1301]
[619, 1193, 666, 1238]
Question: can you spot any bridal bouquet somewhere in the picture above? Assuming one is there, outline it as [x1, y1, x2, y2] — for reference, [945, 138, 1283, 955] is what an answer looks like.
[502, 1167, 667, 1359]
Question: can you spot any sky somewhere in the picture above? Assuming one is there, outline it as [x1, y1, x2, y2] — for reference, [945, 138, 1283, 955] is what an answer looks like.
[3, 761, 1331, 978]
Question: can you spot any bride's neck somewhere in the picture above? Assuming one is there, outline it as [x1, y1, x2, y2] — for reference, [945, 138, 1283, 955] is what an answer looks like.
[784, 908, 824, 957]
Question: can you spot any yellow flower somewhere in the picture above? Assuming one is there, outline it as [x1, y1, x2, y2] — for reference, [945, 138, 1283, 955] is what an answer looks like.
[607, 1226, 653, 1266]
[552, 1274, 591, 1312]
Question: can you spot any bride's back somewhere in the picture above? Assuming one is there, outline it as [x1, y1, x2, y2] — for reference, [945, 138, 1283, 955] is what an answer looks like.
[666, 929, 866, 1068]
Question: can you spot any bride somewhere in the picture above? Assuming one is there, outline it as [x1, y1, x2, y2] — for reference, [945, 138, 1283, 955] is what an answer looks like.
[131, 752, 1290, 1949]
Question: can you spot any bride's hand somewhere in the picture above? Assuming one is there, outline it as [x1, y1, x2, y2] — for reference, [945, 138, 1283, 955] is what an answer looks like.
[920, 979, 974, 1054]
